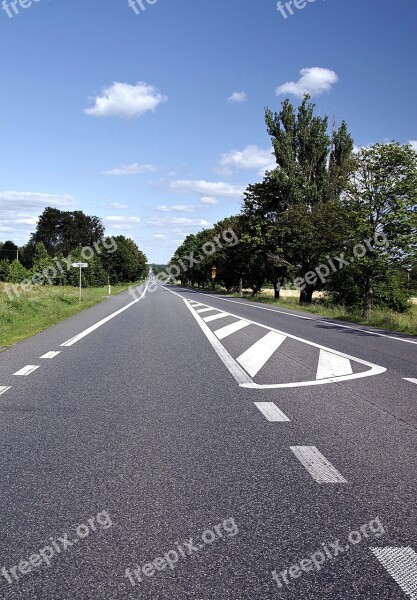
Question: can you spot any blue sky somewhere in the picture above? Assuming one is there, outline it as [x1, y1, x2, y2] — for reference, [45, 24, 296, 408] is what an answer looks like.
[0, 0, 416, 263]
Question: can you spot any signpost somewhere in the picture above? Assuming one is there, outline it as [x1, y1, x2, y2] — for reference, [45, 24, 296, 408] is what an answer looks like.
[211, 266, 217, 290]
[72, 262, 88, 301]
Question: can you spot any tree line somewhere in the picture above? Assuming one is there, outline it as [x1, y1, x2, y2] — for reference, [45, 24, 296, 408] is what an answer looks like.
[0, 207, 148, 287]
[168, 96, 417, 318]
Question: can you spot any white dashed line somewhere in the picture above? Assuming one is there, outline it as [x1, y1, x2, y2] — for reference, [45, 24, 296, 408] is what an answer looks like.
[316, 350, 353, 380]
[404, 378, 417, 385]
[237, 331, 286, 377]
[61, 282, 148, 347]
[13, 365, 40, 376]
[371, 547, 417, 599]
[40, 351, 61, 359]
[0, 386, 11, 396]
[214, 320, 250, 340]
[254, 402, 290, 422]
[290, 446, 348, 483]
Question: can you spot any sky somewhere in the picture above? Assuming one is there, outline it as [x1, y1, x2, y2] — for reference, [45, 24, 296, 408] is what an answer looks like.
[0, 0, 416, 263]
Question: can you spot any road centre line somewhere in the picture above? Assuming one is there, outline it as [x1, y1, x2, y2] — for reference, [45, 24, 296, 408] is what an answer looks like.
[370, 547, 417, 599]
[0, 386, 11, 396]
[14, 365, 40, 376]
[404, 378, 417, 385]
[40, 351, 61, 359]
[61, 282, 148, 347]
[290, 446, 348, 483]
[254, 402, 291, 422]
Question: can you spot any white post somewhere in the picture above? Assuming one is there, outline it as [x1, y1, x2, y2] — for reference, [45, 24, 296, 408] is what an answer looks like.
[79, 266, 82, 302]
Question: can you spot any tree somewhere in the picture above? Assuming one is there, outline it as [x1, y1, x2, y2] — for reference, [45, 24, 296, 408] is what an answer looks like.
[100, 236, 147, 283]
[343, 142, 417, 318]
[30, 207, 104, 256]
[0, 241, 18, 262]
[259, 96, 354, 303]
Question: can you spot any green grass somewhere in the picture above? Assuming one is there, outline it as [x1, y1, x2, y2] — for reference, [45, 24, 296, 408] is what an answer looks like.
[176, 283, 417, 336]
[233, 290, 417, 336]
[0, 283, 140, 349]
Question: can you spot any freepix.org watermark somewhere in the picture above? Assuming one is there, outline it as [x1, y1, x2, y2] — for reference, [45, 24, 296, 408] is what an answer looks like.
[124, 517, 238, 587]
[2, 237, 117, 301]
[293, 232, 389, 292]
[271, 516, 386, 590]
[277, 0, 319, 20]
[1, 0, 43, 18]
[1, 510, 113, 585]
[128, 0, 158, 16]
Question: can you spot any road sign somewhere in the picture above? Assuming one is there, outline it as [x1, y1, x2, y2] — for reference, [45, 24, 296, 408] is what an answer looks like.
[72, 263, 88, 301]
[211, 266, 217, 280]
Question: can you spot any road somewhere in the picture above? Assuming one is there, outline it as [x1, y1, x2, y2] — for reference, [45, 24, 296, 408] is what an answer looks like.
[0, 281, 416, 599]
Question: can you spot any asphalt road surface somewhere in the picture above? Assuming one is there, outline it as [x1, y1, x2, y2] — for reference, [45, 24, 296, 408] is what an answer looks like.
[0, 281, 416, 599]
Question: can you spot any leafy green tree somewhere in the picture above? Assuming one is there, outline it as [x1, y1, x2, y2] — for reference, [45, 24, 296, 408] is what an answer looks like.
[101, 236, 147, 283]
[0, 241, 18, 262]
[342, 142, 417, 317]
[8, 260, 29, 283]
[0, 259, 10, 282]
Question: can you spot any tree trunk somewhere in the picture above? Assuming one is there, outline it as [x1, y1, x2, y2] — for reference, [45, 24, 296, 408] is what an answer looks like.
[273, 279, 280, 300]
[363, 273, 373, 319]
[299, 284, 314, 304]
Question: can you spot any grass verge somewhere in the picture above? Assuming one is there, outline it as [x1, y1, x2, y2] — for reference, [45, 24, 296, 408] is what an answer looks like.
[0, 283, 140, 349]
[177, 283, 417, 336]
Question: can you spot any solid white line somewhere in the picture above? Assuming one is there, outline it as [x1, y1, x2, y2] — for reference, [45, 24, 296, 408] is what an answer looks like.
[254, 402, 290, 422]
[0, 386, 11, 396]
[195, 307, 215, 314]
[40, 351, 61, 359]
[316, 349, 353, 380]
[237, 331, 286, 377]
[14, 365, 40, 376]
[290, 446, 348, 483]
[214, 320, 250, 340]
[61, 282, 148, 347]
[215, 296, 314, 320]
[203, 312, 229, 322]
[404, 378, 417, 385]
[183, 299, 253, 385]
[371, 547, 417, 599]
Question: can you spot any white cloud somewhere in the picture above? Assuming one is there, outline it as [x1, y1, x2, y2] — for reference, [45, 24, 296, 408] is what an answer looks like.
[103, 163, 157, 176]
[156, 204, 195, 213]
[200, 196, 219, 206]
[85, 82, 167, 118]
[0, 191, 74, 210]
[218, 145, 275, 175]
[105, 216, 141, 223]
[153, 234, 166, 239]
[104, 202, 129, 209]
[276, 67, 339, 98]
[146, 217, 210, 227]
[228, 91, 247, 104]
[169, 180, 245, 199]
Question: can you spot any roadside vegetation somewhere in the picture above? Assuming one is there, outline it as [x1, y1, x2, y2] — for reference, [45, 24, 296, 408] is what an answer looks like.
[167, 95, 417, 332]
[0, 283, 141, 348]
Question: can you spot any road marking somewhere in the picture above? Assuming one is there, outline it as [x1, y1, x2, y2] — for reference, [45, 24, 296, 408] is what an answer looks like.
[163, 288, 386, 389]
[254, 402, 290, 422]
[183, 300, 253, 386]
[40, 351, 61, 359]
[0, 386, 11, 396]
[371, 547, 417, 599]
[203, 312, 229, 323]
[316, 350, 353, 380]
[186, 292, 417, 346]
[290, 446, 348, 483]
[214, 320, 250, 340]
[195, 307, 215, 314]
[61, 282, 148, 347]
[404, 378, 417, 385]
[237, 331, 287, 377]
[14, 365, 40, 376]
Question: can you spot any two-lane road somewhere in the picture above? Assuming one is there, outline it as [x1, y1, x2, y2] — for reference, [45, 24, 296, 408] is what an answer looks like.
[0, 282, 416, 599]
